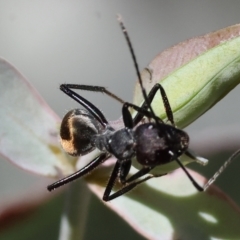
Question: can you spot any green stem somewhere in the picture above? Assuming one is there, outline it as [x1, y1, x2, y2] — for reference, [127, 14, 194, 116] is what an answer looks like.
[58, 180, 91, 240]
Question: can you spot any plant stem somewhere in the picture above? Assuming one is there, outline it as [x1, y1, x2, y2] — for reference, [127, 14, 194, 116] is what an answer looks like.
[58, 180, 91, 240]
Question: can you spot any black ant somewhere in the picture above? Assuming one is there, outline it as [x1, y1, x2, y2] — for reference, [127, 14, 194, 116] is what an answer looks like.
[48, 15, 211, 201]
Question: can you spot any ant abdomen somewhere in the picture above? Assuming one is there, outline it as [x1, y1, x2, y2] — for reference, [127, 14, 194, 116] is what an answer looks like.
[60, 109, 103, 156]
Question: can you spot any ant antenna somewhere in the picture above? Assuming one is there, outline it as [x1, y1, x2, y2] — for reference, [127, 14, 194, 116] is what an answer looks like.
[204, 148, 240, 190]
[117, 15, 159, 124]
[117, 16, 207, 191]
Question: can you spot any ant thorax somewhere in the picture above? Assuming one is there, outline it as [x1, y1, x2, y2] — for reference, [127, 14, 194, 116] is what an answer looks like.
[95, 127, 136, 161]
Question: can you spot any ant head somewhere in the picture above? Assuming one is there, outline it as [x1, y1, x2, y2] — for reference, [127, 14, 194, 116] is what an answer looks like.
[60, 109, 103, 156]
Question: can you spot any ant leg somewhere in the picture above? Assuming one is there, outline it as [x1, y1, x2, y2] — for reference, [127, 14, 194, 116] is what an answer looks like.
[61, 84, 125, 104]
[105, 152, 203, 200]
[174, 156, 204, 191]
[123, 166, 154, 183]
[122, 102, 134, 128]
[60, 84, 109, 127]
[154, 84, 174, 126]
[122, 102, 162, 128]
[47, 153, 108, 191]
[133, 83, 174, 126]
[119, 161, 132, 183]
[103, 160, 122, 201]
[104, 166, 166, 201]
[103, 163, 151, 201]
[102, 160, 132, 201]
[103, 161, 150, 201]
[104, 154, 205, 200]
[104, 176, 153, 201]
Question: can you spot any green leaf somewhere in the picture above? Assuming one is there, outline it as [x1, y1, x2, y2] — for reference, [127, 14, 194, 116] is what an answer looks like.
[134, 24, 240, 128]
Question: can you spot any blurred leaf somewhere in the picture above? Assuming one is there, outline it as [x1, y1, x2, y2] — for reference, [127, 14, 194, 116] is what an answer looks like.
[0, 193, 64, 240]
[0, 188, 146, 240]
[0, 58, 74, 177]
[88, 166, 240, 240]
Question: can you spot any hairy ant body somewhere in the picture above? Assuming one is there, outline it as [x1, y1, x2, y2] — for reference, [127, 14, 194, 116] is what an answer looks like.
[48, 16, 212, 201]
